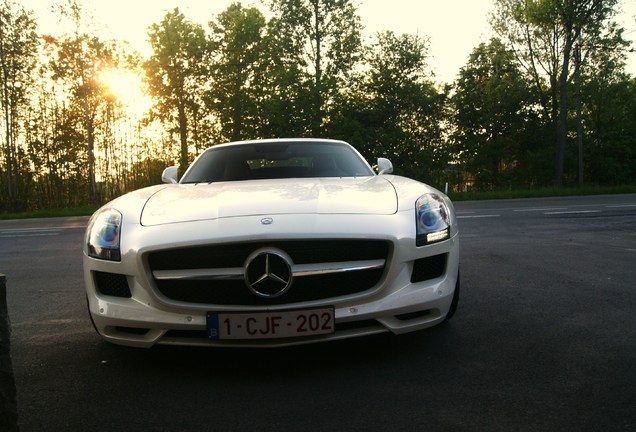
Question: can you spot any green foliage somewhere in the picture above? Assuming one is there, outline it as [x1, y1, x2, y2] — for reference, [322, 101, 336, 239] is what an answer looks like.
[207, 4, 267, 142]
[583, 76, 636, 185]
[45, 0, 126, 205]
[267, 0, 363, 135]
[0, 0, 38, 212]
[330, 31, 448, 184]
[144, 8, 209, 174]
[451, 38, 545, 190]
[491, 0, 626, 187]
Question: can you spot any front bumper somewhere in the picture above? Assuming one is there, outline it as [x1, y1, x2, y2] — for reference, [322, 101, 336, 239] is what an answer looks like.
[84, 213, 459, 348]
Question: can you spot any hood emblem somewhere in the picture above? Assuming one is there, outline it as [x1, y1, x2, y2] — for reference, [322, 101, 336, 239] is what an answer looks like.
[244, 249, 293, 298]
[260, 217, 273, 225]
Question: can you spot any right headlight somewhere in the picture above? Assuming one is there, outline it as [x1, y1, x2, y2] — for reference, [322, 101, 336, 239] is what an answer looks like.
[415, 193, 451, 246]
[86, 208, 122, 261]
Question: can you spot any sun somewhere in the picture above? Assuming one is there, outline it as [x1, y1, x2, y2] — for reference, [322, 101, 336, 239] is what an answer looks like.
[99, 67, 152, 117]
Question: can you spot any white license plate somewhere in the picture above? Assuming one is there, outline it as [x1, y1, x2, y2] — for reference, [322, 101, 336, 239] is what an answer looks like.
[207, 307, 335, 340]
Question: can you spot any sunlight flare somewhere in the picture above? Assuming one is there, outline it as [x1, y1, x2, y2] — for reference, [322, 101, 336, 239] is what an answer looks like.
[99, 67, 151, 116]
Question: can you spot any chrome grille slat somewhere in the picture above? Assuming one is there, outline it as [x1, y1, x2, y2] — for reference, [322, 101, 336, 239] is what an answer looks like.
[153, 268, 244, 281]
[152, 259, 386, 281]
[292, 259, 385, 277]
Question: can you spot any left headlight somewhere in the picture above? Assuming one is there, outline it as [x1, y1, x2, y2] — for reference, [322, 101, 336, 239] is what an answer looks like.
[87, 208, 122, 261]
[415, 194, 451, 246]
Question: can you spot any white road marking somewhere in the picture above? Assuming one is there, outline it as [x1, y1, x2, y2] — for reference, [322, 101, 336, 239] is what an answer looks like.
[544, 210, 601, 215]
[457, 214, 501, 219]
[0, 226, 83, 231]
[514, 207, 567, 212]
[0, 233, 60, 238]
[0, 227, 73, 238]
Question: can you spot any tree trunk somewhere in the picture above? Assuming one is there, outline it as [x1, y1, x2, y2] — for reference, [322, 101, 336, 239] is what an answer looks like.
[178, 101, 188, 177]
[312, 0, 322, 136]
[0, 22, 15, 211]
[86, 116, 98, 205]
[575, 41, 583, 187]
[555, 32, 574, 187]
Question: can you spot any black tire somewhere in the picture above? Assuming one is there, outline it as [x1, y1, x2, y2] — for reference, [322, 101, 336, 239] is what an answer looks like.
[444, 271, 460, 322]
[86, 295, 102, 336]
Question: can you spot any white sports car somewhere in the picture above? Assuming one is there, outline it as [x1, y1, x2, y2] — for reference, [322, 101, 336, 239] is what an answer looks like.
[84, 138, 459, 348]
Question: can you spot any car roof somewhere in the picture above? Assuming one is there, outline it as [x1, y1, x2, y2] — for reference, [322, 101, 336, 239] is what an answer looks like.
[208, 138, 350, 151]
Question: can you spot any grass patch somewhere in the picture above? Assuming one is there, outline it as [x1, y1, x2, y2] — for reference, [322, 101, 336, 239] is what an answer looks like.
[448, 184, 636, 201]
[0, 206, 98, 220]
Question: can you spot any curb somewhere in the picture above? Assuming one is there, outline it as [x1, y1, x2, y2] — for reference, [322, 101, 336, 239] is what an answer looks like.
[0, 274, 19, 431]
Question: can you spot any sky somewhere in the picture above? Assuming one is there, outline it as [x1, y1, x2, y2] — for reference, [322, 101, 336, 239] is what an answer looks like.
[18, 0, 636, 84]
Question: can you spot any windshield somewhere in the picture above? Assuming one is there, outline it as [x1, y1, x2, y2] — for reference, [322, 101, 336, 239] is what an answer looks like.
[180, 141, 374, 183]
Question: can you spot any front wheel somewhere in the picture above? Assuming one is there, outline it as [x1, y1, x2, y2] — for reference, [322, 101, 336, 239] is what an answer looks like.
[86, 295, 102, 336]
[443, 271, 460, 322]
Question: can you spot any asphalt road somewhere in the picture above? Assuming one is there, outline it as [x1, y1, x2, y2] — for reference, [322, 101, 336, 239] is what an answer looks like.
[1, 194, 635, 432]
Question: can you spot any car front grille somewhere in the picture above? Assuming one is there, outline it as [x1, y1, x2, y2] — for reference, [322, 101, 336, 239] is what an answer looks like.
[93, 271, 131, 298]
[410, 254, 447, 283]
[146, 240, 390, 306]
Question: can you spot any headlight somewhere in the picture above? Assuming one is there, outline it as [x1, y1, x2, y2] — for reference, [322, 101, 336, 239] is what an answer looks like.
[415, 194, 451, 246]
[87, 209, 122, 261]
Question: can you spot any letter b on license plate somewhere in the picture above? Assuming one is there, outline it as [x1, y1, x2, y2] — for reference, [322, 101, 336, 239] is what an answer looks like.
[207, 308, 335, 340]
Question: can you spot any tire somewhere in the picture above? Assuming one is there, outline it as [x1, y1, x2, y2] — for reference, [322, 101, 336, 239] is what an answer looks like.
[86, 295, 102, 336]
[444, 271, 460, 322]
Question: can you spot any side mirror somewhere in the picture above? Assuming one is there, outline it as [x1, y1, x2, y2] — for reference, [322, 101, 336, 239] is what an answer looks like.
[161, 166, 178, 184]
[377, 158, 393, 175]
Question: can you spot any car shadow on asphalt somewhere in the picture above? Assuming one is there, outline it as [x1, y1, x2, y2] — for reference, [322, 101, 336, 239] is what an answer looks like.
[92, 322, 462, 380]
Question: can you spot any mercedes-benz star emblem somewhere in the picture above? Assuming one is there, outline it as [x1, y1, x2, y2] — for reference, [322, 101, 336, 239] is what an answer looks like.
[244, 249, 293, 298]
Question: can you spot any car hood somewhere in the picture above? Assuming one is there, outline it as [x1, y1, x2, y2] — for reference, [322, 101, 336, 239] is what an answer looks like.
[140, 177, 398, 226]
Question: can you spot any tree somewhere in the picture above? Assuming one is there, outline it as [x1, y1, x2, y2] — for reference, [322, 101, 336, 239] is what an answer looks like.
[452, 39, 536, 189]
[491, 0, 623, 186]
[257, 12, 310, 137]
[267, 0, 362, 135]
[47, 0, 121, 205]
[576, 18, 631, 185]
[145, 8, 208, 175]
[331, 31, 446, 182]
[580, 29, 634, 186]
[0, 0, 38, 211]
[208, 3, 267, 142]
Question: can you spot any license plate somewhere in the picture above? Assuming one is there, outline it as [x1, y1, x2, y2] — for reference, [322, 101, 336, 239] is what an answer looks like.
[207, 307, 335, 340]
